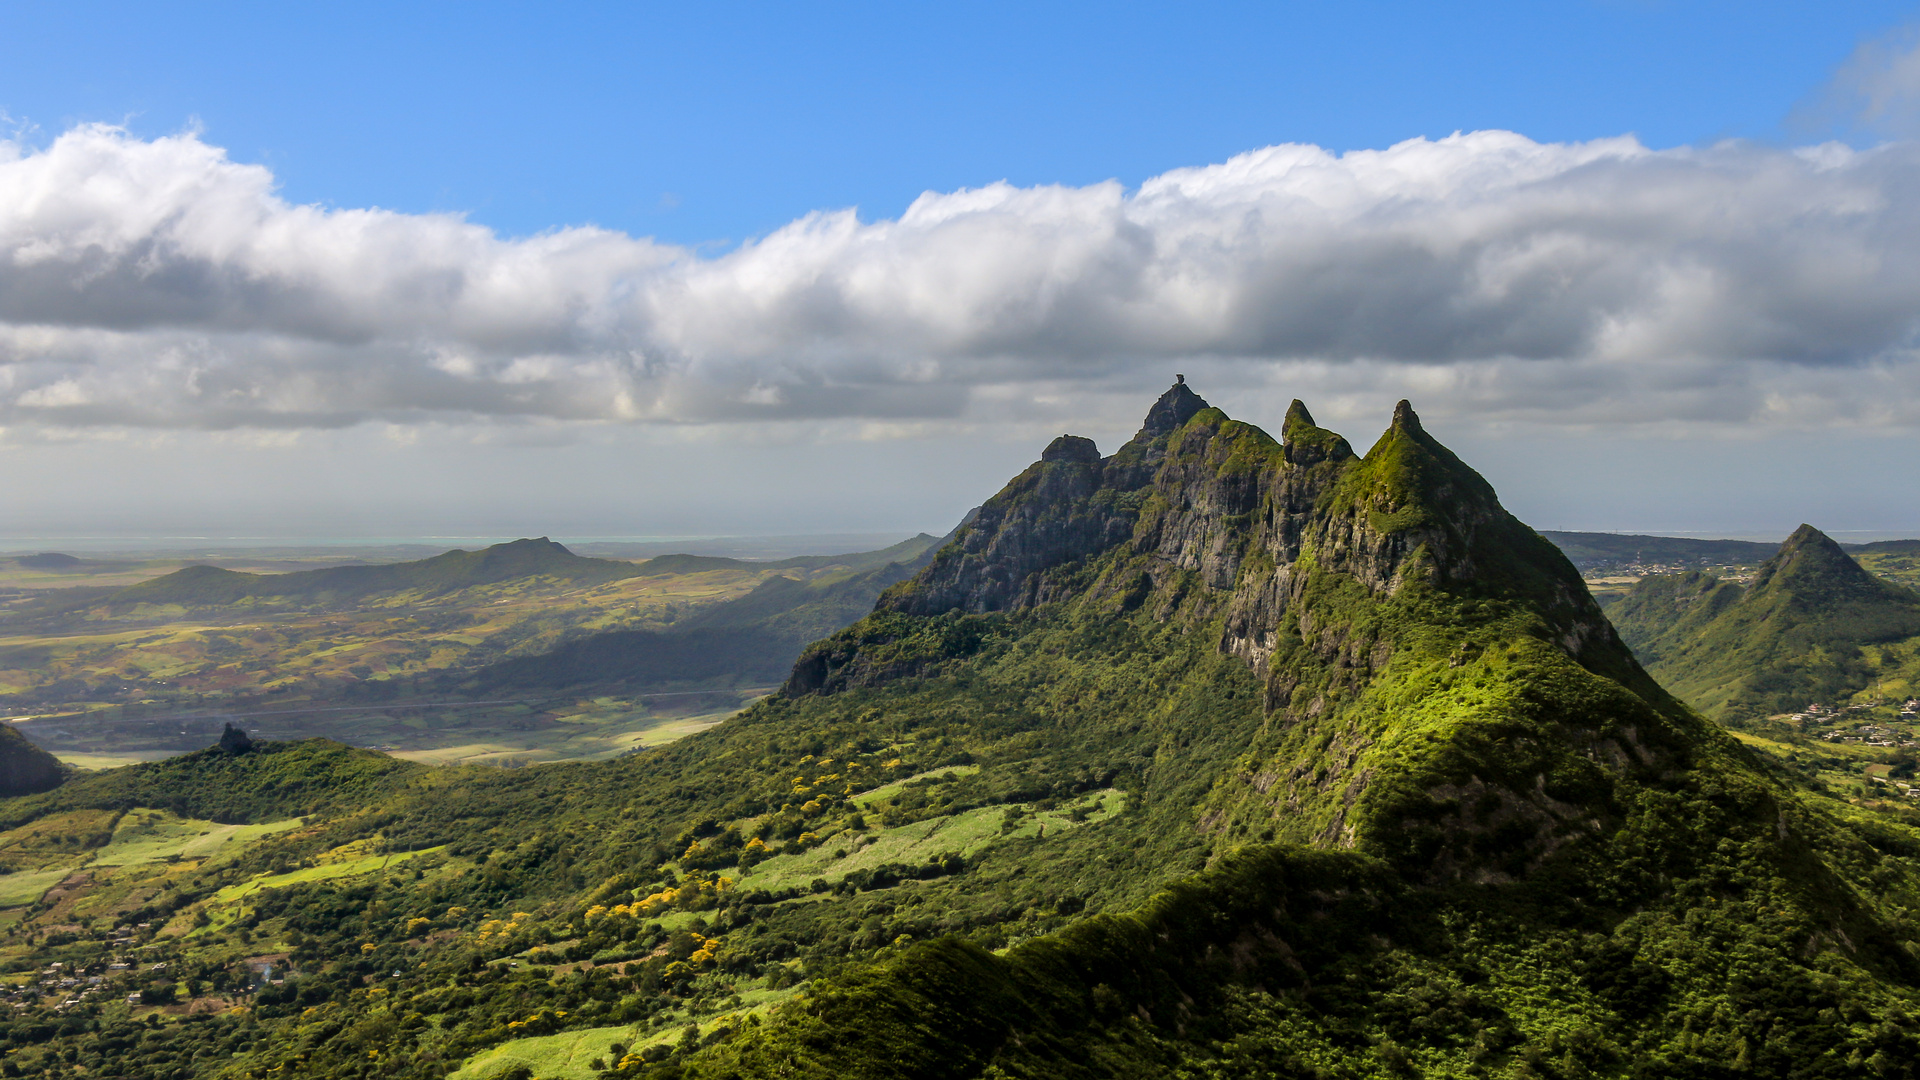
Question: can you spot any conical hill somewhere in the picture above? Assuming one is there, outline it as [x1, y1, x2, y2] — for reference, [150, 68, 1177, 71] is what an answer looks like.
[1614, 523, 1920, 719]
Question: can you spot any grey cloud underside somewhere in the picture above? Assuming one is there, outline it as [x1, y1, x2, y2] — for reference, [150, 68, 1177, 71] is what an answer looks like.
[7, 127, 1920, 429]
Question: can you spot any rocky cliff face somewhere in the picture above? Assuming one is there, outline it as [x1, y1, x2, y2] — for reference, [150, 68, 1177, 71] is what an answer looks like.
[860, 382, 1632, 706]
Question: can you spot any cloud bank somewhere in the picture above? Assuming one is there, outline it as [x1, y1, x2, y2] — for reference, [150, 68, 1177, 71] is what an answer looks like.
[6, 123, 1920, 432]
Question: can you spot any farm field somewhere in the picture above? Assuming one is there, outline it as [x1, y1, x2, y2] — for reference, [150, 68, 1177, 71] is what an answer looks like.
[19, 689, 763, 768]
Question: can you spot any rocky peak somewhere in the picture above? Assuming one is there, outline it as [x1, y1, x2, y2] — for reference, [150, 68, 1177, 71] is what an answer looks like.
[218, 723, 255, 755]
[814, 385, 1624, 703]
[1041, 435, 1101, 464]
[1282, 399, 1353, 467]
[1750, 523, 1911, 607]
[1134, 380, 1209, 442]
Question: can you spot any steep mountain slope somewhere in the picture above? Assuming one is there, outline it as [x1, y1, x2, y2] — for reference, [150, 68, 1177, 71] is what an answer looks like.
[1, 387, 1917, 1080]
[1613, 525, 1920, 719]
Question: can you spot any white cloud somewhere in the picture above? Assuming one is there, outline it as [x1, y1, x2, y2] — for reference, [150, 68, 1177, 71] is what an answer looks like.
[6, 123, 1920, 433]
[1814, 24, 1920, 139]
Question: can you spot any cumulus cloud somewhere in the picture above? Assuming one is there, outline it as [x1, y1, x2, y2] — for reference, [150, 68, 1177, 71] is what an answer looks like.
[6, 122, 1920, 432]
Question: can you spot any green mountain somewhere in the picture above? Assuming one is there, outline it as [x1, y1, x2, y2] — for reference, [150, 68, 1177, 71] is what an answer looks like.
[107, 536, 644, 608]
[1612, 524, 1920, 719]
[2, 387, 1919, 1079]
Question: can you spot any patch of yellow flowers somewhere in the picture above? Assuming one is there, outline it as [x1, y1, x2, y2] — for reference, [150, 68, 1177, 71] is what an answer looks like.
[584, 874, 733, 921]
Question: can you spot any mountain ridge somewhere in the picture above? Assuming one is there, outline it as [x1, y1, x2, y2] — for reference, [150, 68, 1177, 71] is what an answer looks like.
[785, 384, 1755, 895]
[668, 384, 1920, 1076]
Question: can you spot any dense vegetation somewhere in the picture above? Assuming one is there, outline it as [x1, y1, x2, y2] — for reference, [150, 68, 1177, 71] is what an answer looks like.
[0, 388, 1916, 1079]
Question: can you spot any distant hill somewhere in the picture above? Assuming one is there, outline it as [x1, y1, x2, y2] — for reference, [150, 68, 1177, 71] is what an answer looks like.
[107, 537, 642, 608]
[1541, 530, 1780, 572]
[12, 553, 82, 571]
[1543, 529, 1920, 575]
[101, 533, 946, 613]
[631, 533, 940, 577]
[1610, 524, 1920, 719]
[1852, 538, 1920, 556]
[469, 541, 943, 691]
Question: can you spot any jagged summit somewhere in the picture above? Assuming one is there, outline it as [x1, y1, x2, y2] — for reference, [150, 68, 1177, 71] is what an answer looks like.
[866, 386, 1602, 660]
[784, 382, 1828, 953]
[1040, 434, 1100, 463]
[860, 389, 1610, 650]
[1134, 379, 1209, 441]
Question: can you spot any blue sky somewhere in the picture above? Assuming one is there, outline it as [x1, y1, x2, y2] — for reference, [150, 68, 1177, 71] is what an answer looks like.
[3, 2, 1920, 543]
[4, 2, 1913, 244]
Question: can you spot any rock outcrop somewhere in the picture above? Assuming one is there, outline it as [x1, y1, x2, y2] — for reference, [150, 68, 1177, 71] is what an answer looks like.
[217, 723, 255, 755]
[0, 724, 64, 797]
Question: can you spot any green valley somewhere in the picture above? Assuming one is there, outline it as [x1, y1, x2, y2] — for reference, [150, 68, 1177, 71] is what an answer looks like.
[0, 535, 939, 769]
